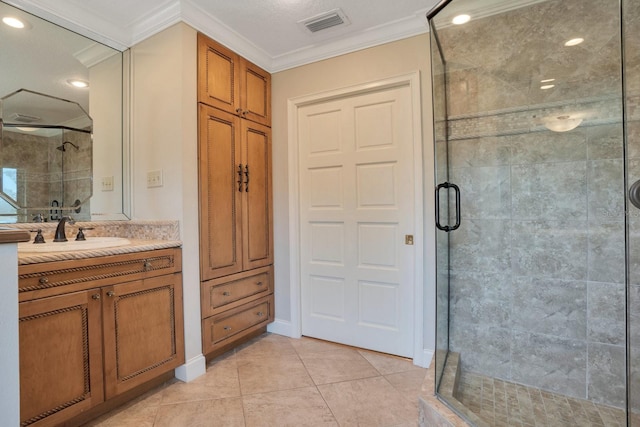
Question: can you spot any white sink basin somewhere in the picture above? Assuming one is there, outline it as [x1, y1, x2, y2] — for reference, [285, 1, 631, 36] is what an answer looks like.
[18, 237, 131, 253]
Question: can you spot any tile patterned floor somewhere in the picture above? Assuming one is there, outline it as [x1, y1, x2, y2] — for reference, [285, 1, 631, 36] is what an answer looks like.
[456, 371, 627, 427]
[83, 333, 428, 427]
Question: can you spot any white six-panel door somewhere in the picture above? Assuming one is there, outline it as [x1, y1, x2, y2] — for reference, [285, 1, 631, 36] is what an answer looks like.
[298, 83, 415, 357]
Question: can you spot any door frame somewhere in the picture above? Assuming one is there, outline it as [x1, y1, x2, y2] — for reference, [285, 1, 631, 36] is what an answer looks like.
[286, 72, 425, 364]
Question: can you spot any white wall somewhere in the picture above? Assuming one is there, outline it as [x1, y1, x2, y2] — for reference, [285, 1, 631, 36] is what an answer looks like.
[271, 34, 436, 353]
[130, 23, 205, 380]
[0, 242, 20, 426]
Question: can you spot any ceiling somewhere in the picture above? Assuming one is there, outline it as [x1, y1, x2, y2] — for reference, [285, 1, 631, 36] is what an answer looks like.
[5, 0, 440, 72]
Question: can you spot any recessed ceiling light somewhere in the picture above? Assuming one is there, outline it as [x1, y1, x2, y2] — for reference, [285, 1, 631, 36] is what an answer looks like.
[2, 16, 25, 29]
[564, 38, 584, 46]
[67, 79, 89, 88]
[541, 84, 555, 90]
[540, 78, 555, 83]
[452, 14, 471, 25]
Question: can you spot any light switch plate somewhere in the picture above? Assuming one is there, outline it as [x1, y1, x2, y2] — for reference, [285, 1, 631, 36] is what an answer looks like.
[147, 170, 163, 188]
[101, 176, 114, 192]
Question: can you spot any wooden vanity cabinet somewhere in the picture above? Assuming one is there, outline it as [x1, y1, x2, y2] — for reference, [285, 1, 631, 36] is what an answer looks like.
[19, 290, 104, 427]
[197, 32, 271, 127]
[18, 248, 184, 427]
[197, 32, 274, 359]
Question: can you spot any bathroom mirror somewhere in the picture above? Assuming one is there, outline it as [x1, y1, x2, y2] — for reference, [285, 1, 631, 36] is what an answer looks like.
[0, 1, 129, 223]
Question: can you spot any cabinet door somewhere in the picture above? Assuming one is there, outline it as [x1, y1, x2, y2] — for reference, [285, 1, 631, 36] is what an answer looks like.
[241, 120, 274, 270]
[19, 290, 103, 427]
[240, 59, 271, 126]
[197, 33, 240, 115]
[199, 104, 243, 280]
[102, 274, 184, 399]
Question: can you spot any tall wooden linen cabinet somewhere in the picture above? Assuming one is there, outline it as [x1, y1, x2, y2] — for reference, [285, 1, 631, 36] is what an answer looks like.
[197, 33, 274, 358]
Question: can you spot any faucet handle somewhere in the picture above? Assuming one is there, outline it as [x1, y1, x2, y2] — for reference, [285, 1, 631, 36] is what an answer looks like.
[75, 227, 94, 241]
[32, 213, 44, 223]
[29, 229, 46, 244]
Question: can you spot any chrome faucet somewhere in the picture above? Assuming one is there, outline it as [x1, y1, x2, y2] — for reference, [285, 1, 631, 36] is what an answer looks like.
[53, 216, 76, 242]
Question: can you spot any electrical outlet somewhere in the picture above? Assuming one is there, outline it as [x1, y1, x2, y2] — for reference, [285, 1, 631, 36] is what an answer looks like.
[147, 170, 163, 188]
[101, 176, 114, 192]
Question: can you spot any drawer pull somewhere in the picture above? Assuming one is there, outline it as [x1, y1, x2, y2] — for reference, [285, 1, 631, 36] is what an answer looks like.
[256, 281, 263, 286]
[143, 261, 152, 270]
[91, 294, 101, 300]
[257, 311, 264, 317]
[223, 291, 231, 296]
[107, 291, 115, 297]
[223, 326, 232, 331]
[39, 277, 49, 285]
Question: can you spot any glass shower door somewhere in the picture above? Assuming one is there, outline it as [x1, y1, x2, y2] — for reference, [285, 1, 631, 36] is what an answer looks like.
[429, 0, 629, 425]
[624, 1, 640, 425]
[431, 24, 453, 392]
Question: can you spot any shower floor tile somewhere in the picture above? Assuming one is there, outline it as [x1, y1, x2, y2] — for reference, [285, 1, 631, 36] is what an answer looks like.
[456, 371, 626, 427]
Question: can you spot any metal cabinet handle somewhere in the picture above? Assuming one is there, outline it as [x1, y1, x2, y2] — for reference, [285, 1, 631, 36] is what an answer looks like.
[237, 164, 244, 192]
[257, 311, 264, 317]
[107, 291, 115, 297]
[236, 108, 243, 116]
[256, 281, 263, 286]
[91, 294, 101, 300]
[143, 261, 152, 270]
[435, 182, 461, 232]
[223, 326, 232, 331]
[39, 277, 49, 285]
[244, 165, 249, 192]
[223, 291, 231, 296]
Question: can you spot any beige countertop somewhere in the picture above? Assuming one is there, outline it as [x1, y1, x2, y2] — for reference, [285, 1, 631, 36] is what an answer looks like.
[17, 238, 182, 265]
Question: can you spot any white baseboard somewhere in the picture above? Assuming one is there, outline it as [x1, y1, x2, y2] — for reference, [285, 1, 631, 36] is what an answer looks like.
[414, 348, 434, 368]
[267, 318, 300, 338]
[174, 354, 206, 382]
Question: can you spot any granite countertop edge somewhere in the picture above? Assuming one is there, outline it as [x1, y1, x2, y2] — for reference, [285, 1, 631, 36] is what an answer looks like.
[18, 239, 182, 265]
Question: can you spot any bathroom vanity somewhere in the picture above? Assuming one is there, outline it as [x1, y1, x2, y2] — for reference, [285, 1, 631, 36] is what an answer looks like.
[17, 231, 184, 427]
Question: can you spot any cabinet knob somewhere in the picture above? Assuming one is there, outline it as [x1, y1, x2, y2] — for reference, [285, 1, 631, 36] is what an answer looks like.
[91, 294, 101, 300]
[107, 291, 115, 297]
[39, 277, 49, 285]
[223, 291, 231, 296]
[256, 281, 263, 286]
[257, 311, 264, 317]
[223, 326, 232, 331]
[143, 261, 152, 270]
[235, 108, 243, 116]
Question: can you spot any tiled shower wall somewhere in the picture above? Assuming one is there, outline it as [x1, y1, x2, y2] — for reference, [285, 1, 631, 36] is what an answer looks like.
[446, 108, 626, 408]
[434, 0, 633, 410]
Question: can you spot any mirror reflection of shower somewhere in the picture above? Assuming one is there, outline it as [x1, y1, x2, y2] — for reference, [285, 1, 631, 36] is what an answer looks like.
[56, 140, 79, 218]
[56, 141, 79, 152]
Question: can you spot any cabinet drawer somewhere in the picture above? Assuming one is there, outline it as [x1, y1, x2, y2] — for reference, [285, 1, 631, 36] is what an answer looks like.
[201, 266, 272, 317]
[202, 295, 273, 354]
[19, 248, 182, 301]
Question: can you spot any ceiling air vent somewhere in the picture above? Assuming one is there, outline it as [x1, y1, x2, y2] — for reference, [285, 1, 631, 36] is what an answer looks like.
[300, 9, 350, 33]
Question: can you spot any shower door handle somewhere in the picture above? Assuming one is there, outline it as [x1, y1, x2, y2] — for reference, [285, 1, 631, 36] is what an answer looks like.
[435, 182, 461, 232]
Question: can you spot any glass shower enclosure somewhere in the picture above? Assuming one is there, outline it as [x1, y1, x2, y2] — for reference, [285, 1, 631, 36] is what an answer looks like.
[428, 0, 639, 425]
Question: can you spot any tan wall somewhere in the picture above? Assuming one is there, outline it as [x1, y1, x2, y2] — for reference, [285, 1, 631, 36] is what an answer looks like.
[271, 33, 435, 351]
[130, 22, 201, 364]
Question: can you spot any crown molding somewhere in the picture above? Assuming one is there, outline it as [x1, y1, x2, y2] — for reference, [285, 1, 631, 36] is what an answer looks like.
[180, 0, 272, 70]
[128, 1, 181, 47]
[270, 8, 431, 73]
[7, 0, 430, 72]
